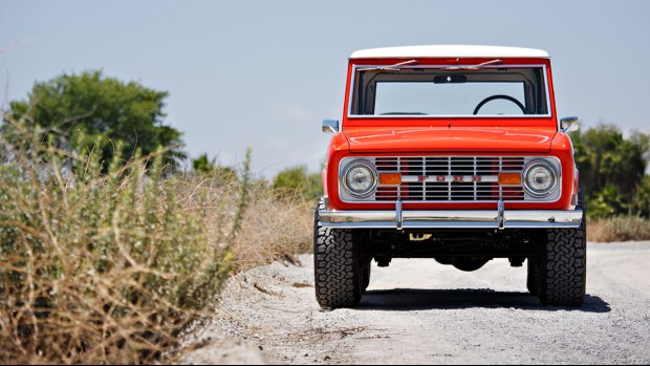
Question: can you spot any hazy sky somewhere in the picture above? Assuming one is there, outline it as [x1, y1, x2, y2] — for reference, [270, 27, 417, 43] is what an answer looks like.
[1, 0, 649, 178]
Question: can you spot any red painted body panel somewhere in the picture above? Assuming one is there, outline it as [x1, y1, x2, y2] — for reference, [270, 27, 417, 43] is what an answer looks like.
[324, 56, 578, 212]
[345, 127, 556, 153]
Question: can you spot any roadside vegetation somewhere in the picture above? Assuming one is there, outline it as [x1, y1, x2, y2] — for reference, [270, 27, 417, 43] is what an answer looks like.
[587, 216, 650, 242]
[0, 71, 312, 364]
[569, 124, 650, 241]
[1, 69, 648, 363]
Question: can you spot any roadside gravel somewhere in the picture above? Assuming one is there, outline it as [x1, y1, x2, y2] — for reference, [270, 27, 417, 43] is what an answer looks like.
[181, 241, 650, 364]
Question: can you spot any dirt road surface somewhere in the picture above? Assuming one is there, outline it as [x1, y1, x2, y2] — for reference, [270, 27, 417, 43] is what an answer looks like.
[183, 242, 650, 364]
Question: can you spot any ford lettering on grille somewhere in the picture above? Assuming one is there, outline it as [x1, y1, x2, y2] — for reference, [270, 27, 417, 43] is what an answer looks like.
[374, 156, 525, 202]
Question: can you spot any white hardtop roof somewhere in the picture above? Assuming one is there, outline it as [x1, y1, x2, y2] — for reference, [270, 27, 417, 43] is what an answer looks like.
[350, 45, 550, 60]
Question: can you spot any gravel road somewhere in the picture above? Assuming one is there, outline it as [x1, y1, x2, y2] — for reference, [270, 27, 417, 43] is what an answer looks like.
[183, 242, 650, 364]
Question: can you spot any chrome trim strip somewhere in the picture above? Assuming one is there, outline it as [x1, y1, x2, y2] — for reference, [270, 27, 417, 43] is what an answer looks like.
[396, 200, 403, 230]
[319, 208, 583, 230]
[347, 64, 552, 119]
[497, 198, 505, 230]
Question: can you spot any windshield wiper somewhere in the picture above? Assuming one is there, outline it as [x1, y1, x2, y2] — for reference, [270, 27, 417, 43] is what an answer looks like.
[358, 59, 419, 72]
[443, 58, 503, 70]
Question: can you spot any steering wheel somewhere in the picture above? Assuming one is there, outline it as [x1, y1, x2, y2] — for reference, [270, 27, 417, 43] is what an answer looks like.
[473, 95, 526, 115]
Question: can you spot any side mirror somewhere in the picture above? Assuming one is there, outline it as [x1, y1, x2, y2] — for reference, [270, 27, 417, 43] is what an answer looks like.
[322, 119, 339, 133]
[560, 116, 579, 133]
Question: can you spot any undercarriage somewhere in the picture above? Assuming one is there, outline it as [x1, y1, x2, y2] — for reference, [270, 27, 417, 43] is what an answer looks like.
[359, 228, 541, 271]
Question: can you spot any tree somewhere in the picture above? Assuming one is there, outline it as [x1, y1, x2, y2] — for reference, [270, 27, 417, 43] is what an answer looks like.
[571, 124, 650, 217]
[191, 153, 237, 181]
[272, 165, 322, 200]
[192, 153, 217, 173]
[2, 70, 185, 169]
[633, 176, 650, 218]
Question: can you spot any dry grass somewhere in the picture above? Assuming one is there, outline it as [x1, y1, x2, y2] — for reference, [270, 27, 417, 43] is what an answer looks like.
[233, 189, 312, 272]
[0, 115, 314, 364]
[174, 174, 313, 272]
[587, 216, 650, 242]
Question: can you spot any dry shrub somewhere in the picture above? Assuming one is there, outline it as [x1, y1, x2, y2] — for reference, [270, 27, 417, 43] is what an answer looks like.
[172, 173, 314, 273]
[0, 118, 251, 364]
[234, 189, 313, 271]
[587, 216, 650, 242]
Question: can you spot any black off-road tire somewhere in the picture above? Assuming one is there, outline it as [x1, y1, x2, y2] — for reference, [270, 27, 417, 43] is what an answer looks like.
[313, 208, 363, 309]
[526, 257, 540, 296]
[538, 214, 587, 306]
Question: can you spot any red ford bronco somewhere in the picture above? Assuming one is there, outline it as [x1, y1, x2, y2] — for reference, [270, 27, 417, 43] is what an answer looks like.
[314, 45, 585, 308]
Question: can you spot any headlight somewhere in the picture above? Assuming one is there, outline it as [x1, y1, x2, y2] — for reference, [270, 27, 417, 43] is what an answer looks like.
[522, 159, 558, 198]
[342, 159, 377, 198]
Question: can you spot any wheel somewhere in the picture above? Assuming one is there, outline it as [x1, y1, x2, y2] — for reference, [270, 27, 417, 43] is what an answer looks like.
[313, 206, 363, 309]
[526, 257, 540, 296]
[473, 94, 526, 115]
[538, 209, 587, 306]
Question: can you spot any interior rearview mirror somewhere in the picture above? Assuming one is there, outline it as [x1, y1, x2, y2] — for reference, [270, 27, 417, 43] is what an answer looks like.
[433, 75, 467, 84]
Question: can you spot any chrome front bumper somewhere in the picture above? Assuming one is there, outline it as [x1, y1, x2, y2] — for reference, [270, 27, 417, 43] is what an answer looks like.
[319, 199, 583, 230]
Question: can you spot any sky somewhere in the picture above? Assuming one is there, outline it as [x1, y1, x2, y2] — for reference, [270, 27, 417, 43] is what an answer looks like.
[1, 0, 649, 178]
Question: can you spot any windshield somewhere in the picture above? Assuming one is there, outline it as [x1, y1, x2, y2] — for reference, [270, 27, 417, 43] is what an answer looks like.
[349, 66, 549, 117]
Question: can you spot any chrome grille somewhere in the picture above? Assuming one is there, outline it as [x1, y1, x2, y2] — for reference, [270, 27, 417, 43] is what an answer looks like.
[375, 156, 525, 202]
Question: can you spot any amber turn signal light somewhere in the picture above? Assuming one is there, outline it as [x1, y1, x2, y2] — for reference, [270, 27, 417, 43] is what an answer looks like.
[379, 173, 402, 185]
[498, 172, 521, 185]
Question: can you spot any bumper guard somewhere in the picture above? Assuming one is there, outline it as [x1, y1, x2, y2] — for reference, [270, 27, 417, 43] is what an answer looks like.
[319, 198, 583, 230]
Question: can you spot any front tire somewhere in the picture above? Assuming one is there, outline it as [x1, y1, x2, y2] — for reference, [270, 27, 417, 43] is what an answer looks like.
[313, 208, 363, 309]
[538, 213, 587, 306]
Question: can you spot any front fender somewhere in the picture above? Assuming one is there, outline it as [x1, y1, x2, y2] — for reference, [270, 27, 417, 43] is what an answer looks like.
[323, 132, 350, 202]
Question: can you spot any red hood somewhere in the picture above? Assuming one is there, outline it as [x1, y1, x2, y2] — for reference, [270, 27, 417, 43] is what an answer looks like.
[344, 127, 557, 153]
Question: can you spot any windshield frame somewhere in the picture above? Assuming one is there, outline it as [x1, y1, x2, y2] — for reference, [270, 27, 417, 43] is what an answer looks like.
[346, 63, 552, 119]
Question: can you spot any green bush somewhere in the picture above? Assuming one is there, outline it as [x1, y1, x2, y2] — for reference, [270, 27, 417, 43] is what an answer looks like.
[272, 165, 322, 201]
[571, 124, 650, 217]
[632, 176, 650, 218]
[191, 153, 238, 182]
[0, 118, 250, 364]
